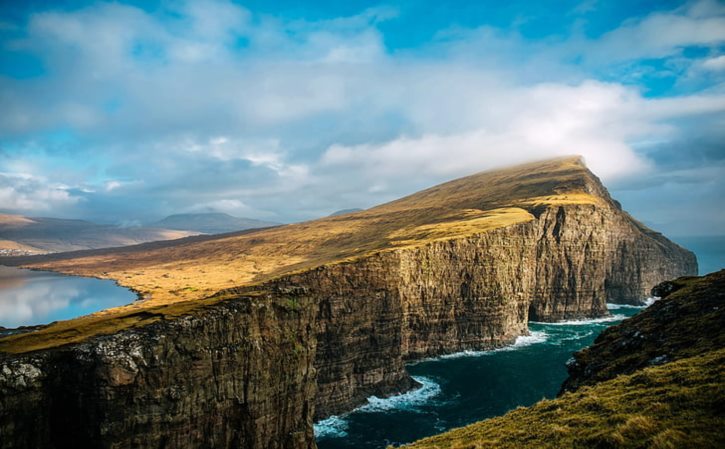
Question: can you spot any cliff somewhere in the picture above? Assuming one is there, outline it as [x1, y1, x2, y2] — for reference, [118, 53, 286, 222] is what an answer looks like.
[0, 291, 318, 449]
[404, 270, 725, 449]
[561, 269, 725, 393]
[0, 157, 697, 448]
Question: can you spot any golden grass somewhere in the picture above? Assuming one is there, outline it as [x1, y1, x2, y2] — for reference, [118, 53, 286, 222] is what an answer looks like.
[402, 349, 725, 449]
[0, 156, 606, 353]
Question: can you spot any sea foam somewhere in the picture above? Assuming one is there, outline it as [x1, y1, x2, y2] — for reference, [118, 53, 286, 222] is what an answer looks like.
[532, 314, 627, 326]
[607, 296, 660, 310]
[313, 375, 442, 439]
[357, 376, 441, 412]
[419, 331, 549, 362]
[313, 415, 349, 439]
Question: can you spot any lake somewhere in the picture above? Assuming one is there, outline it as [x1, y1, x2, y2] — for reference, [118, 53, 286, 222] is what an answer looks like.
[0, 266, 138, 329]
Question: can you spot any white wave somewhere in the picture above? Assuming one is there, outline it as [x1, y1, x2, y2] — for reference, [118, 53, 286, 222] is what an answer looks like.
[357, 376, 441, 412]
[513, 330, 548, 347]
[313, 415, 349, 439]
[533, 314, 627, 326]
[607, 296, 660, 309]
[606, 303, 643, 310]
[557, 330, 595, 342]
[422, 331, 549, 361]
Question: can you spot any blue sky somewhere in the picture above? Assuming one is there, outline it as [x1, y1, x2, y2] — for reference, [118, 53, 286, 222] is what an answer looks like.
[0, 0, 723, 236]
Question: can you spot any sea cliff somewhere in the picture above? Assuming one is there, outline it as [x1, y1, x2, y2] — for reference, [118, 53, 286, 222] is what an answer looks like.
[405, 270, 724, 449]
[0, 157, 697, 448]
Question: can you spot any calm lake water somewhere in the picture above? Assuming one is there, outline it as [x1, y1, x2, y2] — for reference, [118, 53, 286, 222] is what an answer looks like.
[0, 266, 137, 329]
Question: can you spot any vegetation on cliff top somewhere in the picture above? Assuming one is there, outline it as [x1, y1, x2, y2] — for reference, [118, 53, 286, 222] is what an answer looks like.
[404, 270, 725, 449]
[0, 156, 643, 353]
[562, 270, 725, 392]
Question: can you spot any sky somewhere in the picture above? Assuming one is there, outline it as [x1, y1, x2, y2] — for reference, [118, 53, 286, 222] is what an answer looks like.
[0, 0, 723, 236]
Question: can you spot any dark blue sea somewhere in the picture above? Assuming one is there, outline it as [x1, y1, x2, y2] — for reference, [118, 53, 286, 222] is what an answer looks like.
[316, 235, 724, 449]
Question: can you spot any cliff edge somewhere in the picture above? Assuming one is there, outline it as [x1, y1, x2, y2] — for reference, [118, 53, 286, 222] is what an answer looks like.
[405, 270, 725, 449]
[0, 157, 697, 449]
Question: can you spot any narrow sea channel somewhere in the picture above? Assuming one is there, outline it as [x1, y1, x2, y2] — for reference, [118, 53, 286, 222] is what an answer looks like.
[315, 305, 643, 449]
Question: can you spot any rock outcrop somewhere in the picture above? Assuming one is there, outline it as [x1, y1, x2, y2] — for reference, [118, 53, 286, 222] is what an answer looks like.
[561, 269, 725, 393]
[0, 293, 317, 449]
[0, 157, 697, 448]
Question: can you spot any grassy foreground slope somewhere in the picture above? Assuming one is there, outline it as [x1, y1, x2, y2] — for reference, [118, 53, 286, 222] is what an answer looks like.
[562, 270, 725, 393]
[0, 156, 609, 353]
[404, 349, 724, 449]
[405, 271, 725, 449]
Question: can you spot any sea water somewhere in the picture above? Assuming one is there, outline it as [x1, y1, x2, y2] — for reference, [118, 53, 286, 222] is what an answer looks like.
[316, 236, 725, 448]
[315, 307, 641, 449]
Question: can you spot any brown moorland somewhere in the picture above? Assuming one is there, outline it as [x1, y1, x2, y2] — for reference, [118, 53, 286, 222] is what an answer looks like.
[0, 156, 610, 353]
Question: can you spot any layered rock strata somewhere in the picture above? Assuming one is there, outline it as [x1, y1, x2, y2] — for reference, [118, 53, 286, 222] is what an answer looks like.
[0, 158, 697, 448]
[0, 294, 318, 449]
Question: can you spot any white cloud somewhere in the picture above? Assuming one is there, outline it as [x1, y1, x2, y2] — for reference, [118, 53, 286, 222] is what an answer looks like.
[701, 55, 725, 72]
[0, 0, 722, 233]
[0, 172, 81, 212]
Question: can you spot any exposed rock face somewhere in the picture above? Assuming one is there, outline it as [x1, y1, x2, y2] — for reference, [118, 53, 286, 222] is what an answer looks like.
[304, 200, 697, 418]
[0, 158, 698, 448]
[0, 295, 317, 449]
[561, 270, 724, 394]
[404, 271, 725, 449]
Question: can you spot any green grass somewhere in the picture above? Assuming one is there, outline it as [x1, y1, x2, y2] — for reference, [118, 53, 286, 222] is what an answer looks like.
[402, 349, 725, 449]
[563, 270, 725, 392]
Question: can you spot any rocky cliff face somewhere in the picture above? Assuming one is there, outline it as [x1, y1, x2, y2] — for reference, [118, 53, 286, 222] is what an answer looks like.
[404, 271, 725, 449]
[0, 158, 697, 449]
[301, 200, 696, 418]
[0, 294, 317, 449]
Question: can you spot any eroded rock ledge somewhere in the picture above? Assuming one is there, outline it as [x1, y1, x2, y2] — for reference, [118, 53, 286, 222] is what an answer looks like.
[0, 159, 697, 449]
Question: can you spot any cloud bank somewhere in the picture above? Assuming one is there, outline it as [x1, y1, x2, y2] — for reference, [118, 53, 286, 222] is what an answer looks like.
[0, 0, 723, 235]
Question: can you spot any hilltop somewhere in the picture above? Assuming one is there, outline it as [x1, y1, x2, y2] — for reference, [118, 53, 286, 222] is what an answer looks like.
[152, 212, 279, 234]
[0, 156, 697, 449]
[0, 214, 196, 255]
[5, 157, 613, 305]
[0, 157, 694, 356]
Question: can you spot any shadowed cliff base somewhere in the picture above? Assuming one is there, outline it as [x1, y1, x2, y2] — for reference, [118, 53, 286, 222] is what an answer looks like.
[0, 157, 697, 449]
[403, 270, 725, 449]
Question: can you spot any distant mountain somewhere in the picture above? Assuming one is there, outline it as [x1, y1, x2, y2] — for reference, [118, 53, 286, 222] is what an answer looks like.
[329, 208, 363, 216]
[0, 214, 196, 255]
[153, 213, 279, 234]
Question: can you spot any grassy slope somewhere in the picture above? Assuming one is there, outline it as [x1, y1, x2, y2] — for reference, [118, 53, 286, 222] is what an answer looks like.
[562, 270, 725, 393]
[405, 271, 725, 449]
[404, 349, 725, 449]
[0, 156, 610, 353]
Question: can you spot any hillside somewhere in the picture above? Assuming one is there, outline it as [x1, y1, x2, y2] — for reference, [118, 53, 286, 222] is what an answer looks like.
[0, 156, 697, 449]
[0, 156, 694, 352]
[0, 214, 196, 254]
[405, 270, 725, 449]
[152, 212, 279, 234]
[562, 270, 725, 392]
[2, 157, 667, 305]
